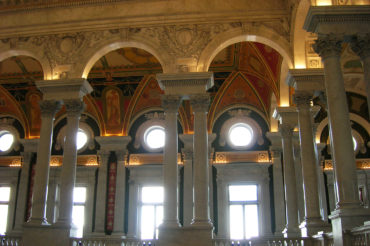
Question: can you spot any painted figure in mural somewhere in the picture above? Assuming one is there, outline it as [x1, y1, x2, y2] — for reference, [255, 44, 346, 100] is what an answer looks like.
[106, 89, 120, 126]
[29, 93, 41, 130]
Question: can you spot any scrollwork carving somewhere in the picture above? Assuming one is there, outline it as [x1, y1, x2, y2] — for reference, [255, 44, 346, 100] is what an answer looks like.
[279, 124, 294, 138]
[64, 99, 85, 117]
[161, 95, 182, 113]
[313, 34, 343, 59]
[39, 100, 62, 117]
[351, 34, 370, 59]
[189, 94, 210, 112]
[293, 92, 312, 109]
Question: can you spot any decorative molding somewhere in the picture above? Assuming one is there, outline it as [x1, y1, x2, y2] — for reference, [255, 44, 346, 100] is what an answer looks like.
[128, 153, 182, 166]
[213, 151, 271, 165]
[313, 34, 343, 60]
[324, 159, 370, 170]
[39, 100, 62, 117]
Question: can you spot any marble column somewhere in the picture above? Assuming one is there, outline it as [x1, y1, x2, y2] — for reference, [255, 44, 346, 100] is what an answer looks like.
[12, 139, 38, 233]
[214, 165, 228, 238]
[294, 93, 328, 236]
[292, 138, 305, 224]
[28, 100, 62, 225]
[112, 149, 128, 236]
[161, 95, 182, 228]
[127, 171, 139, 238]
[313, 34, 361, 210]
[316, 143, 329, 222]
[190, 94, 212, 227]
[280, 123, 300, 237]
[266, 132, 285, 236]
[351, 34, 370, 116]
[179, 134, 193, 227]
[56, 99, 85, 228]
[93, 149, 110, 234]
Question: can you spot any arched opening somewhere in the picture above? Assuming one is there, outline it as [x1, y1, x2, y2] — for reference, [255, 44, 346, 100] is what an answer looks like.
[85, 47, 163, 136]
[0, 55, 44, 138]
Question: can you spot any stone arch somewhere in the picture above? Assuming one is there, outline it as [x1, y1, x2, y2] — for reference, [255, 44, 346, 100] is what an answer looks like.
[293, 0, 311, 69]
[0, 49, 51, 80]
[197, 27, 293, 73]
[78, 37, 169, 79]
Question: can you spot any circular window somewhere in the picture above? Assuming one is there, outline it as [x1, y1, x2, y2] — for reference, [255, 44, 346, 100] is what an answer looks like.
[76, 129, 88, 151]
[0, 131, 14, 152]
[228, 123, 253, 148]
[144, 126, 165, 149]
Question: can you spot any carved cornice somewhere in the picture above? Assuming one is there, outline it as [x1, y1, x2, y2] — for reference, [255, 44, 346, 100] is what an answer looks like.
[189, 94, 210, 113]
[351, 34, 370, 60]
[161, 95, 182, 113]
[286, 69, 325, 92]
[304, 5, 370, 34]
[313, 34, 343, 59]
[39, 100, 62, 117]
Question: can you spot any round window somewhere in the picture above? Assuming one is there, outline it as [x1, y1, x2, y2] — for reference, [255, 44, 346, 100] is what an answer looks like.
[76, 129, 88, 151]
[228, 123, 253, 148]
[144, 126, 165, 149]
[0, 131, 14, 152]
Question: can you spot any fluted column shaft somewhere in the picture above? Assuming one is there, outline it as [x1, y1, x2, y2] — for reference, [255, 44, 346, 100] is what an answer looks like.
[270, 149, 286, 235]
[190, 94, 212, 227]
[13, 150, 34, 231]
[351, 34, 370, 116]
[57, 99, 85, 226]
[314, 35, 360, 209]
[161, 95, 182, 227]
[29, 100, 62, 225]
[113, 150, 127, 235]
[295, 93, 324, 234]
[182, 149, 193, 226]
[94, 150, 110, 233]
[280, 124, 299, 236]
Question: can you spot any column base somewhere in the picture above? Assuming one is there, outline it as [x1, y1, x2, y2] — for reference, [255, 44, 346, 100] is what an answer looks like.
[23, 222, 76, 246]
[283, 226, 300, 238]
[190, 219, 213, 229]
[160, 220, 181, 229]
[329, 207, 370, 246]
[299, 218, 331, 237]
[25, 217, 50, 226]
[157, 226, 213, 246]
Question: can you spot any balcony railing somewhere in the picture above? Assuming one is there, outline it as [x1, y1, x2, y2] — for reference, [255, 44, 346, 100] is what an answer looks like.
[213, 237, 315, 246]
[350, 221, 370, 246]
[70, 238, 156, 246]
[0, 235, 22, 246]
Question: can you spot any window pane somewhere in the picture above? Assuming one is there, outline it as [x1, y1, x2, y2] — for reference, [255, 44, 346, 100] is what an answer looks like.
[229, 185, 257, 202]
[0, 187, 10, 202]
[72, 205, 85, 238]
[155, 205, 163, 239]
[0, 204, 8, 235]
[141, 205, 155, 239]
[230, 205, 244, 240]
[142, 187, 163, 203]
[229, 124, 253, 147]
[245, 205, 259, 239]
[73, 187, 86, 203]
[0, 133, 14, 152]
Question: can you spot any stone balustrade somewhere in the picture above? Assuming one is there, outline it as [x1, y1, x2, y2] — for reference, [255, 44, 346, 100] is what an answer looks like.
[0, 235, 22, 246]
[70, 238, 155, 246]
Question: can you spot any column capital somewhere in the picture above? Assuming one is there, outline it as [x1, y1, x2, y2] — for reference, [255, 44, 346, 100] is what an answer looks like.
[313, 34, 343, 59]
[351, 34, 370, 59]
[115, 150, 128, 163]
[182, 148, 193, 160]
[273, 107, 298, 127]
[270, 148, 282, 159]
[189, 94, 210, 112]
[39, 100, 62, 117]
[161, 95, 182, 113]
[64, 99, 85, 117]
[279, 124, 294, 138]
[293, 92, 312, 109]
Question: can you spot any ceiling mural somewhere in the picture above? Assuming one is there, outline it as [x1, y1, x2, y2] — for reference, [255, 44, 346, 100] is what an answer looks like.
[0, 42, 282, 137]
